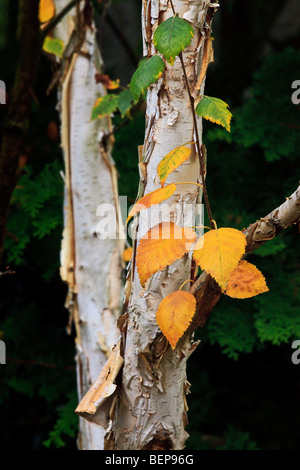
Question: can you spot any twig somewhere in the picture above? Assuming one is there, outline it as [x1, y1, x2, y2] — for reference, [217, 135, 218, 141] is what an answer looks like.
[6, 356, 75, 370]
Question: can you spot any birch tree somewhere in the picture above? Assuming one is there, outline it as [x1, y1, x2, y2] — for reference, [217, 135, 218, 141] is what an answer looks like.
[48, 0, 124, 450]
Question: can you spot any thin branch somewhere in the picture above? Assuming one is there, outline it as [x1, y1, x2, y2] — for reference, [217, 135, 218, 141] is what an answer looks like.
[6, 356, 75, 370]
[188, 183, 300, 332]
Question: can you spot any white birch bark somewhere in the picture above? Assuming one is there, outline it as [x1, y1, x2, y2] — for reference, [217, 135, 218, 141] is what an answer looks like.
[53, 0, 123, 450]
[110, 0, 216, 450]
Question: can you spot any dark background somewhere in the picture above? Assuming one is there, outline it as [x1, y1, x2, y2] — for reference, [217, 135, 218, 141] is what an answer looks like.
[0, 0, 300, 450]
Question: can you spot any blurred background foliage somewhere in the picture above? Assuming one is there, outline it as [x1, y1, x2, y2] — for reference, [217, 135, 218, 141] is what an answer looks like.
[0, 0, 299, 450]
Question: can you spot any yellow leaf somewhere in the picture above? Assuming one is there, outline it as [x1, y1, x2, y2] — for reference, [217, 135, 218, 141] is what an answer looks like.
[39, 0, 55, 23]
[193, 227, 246, 290]
[157, 145, 192, 187]
[136, 222, 196, 287]
[126, 183, 176, 224]
[224, 260, 269, 299]
[122, 247, 133, 262]
[156, 291, 196, 349]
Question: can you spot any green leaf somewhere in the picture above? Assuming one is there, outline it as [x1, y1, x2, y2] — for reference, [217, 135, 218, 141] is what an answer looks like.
[43, 36, 65, 59]
[195, 95, 232, 132]
[118, 88, 134, 117]
[153, 15, 194, 65]
[130, 55, 165, 102]
[91, 94, 119, 120]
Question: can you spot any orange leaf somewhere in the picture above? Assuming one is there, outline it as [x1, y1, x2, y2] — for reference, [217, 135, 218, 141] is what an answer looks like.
[122, 247, 133, 262]
[193, 227, 246, 290]
[126, 183, 176, 224]
[225, 260, 269, 299]
[157, 145, 192, 187]
[95, 73, 120, 90]
[156, 291, 196, 349]
[39, 0, 55, 23]
[136, 222, 196, 287]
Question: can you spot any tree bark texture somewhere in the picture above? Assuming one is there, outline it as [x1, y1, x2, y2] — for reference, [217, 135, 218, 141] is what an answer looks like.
[53, 0, 123, 450]
[108, 0, 217, 450]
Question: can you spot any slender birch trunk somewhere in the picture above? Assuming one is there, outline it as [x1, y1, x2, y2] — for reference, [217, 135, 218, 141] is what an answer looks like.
[108, 0, 216, 450]
[53, 0, 123, 450]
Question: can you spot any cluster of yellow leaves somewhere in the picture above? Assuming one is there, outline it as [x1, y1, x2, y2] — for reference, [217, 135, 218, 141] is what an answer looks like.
[127, 144, 268, 350]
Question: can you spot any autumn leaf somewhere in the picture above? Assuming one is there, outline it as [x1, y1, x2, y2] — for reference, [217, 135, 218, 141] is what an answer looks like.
[193, 227, 246, 290]
[126, 183, 176, 224]
[43, 36, 64, 58]
[95, 73, 120, 90]
[157, 145, 192, 187]
[122, 247, 133, 262]
[195, 95, 232, 132]
[225, 260, 269, 299]
[136, 222, 196, 287]
[91, 94, 119, 120]
[39, 0, 55, 23]
[156, 291, 196, 349]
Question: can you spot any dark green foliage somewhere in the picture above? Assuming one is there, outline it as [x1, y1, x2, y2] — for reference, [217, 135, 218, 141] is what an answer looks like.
[5, 160, 63, 272]
[43, 391, 78, 449]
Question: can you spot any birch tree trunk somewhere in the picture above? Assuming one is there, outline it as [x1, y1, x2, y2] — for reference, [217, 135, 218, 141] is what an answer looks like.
[108, 0, 217, 451]
[53, 0, 123, 450]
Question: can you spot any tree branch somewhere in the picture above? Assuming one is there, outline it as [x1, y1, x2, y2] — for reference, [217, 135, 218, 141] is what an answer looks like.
[188, 183, 300, 332]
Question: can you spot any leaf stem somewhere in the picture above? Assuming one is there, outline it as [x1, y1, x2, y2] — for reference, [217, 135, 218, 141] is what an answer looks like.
[176, 182, 203, 189]
[179, 279, 194, 291]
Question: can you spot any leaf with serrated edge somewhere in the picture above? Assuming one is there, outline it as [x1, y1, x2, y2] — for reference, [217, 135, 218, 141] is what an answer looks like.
[156, 291, 196, 349]
[195, 95, 232, 132]
[193, 227, 246, 290]
[130, 55, 165, 102]
[126, 183, 176, 224]
[39, 0, 55, 23]
[153, 16, 194, 66]
[157, 145, 192, 187]
[43, 37, 64, 58]
[225, 260, 269, 299]
[91, 94, 119, 120]
[137, 222, 196, 287]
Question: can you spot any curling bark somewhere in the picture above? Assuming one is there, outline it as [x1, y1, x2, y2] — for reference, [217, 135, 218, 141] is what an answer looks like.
[53, 0, 123, 450]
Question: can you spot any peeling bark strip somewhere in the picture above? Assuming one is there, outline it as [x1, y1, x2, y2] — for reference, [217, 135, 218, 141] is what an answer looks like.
[0, 0, 40, 265]
[54, 0, 123, 450]
[105, 0, 217, 451]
